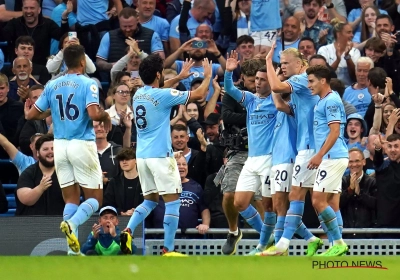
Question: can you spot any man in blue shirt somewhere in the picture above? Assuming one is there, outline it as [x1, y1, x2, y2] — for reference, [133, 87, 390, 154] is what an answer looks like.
[27, 45, 112, 255]
[343, 57, 374, 117]
[262, 44, 321, 256]
[119, 54, 212, 256]
[272, 17, 302, 64]
[224, 55, 277, 255]
[306, 65, 349, 256]
[250, 0, 281, 55]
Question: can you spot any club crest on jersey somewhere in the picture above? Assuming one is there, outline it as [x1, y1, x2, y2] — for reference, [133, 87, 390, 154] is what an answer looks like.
[358, 93, 364, 99]
[90, 85, 98, 94]
[171, 89, 179, 96]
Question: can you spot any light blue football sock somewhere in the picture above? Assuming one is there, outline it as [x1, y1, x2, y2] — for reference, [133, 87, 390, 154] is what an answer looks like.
[163, 199, 181, 252]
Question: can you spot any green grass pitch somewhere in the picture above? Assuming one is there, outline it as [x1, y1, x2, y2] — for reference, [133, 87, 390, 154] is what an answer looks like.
[1, 256, 400, 280]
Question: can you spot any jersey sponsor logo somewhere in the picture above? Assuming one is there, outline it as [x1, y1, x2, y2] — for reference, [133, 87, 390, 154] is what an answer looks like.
[327, 105, 338, 117]
[171, 89, 179, 96]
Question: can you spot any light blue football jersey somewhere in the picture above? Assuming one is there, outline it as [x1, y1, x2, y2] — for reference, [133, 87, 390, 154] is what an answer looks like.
[342, 85, 371, 117]
[272, 109, 297, 166]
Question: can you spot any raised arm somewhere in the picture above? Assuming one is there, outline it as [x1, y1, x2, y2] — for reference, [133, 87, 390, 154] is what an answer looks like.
[188, 58, 212, 102]
[266, 42, 292, 93]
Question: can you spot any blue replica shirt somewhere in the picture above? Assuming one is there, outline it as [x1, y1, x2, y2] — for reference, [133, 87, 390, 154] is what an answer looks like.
[42, 0, 57, 18]
[348, 8, 387, 40]
[175, 60, 220, 101]
[141, 16, 170, 42]
[272, 109, 297, 166]
[97, 32, 163, 61]
[250, 0, 282, 32]
[34, 74, 99, 141]
[342, 85, 371, 117]
[313, 91, 348, 160]
[50, 3, 77, 55]
[169, 11, 212, 39]
[12, 152, 36, 175]
[224, 71, 277, 157]
[285, 73, 319, 151]
[272, 38, 300, 64]
[133, 86, 190, 158]
[347, 141, 366, 152]
[77, 0, 109, 26]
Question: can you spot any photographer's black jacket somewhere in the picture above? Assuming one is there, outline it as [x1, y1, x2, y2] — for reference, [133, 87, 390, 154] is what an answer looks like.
[221, 91, 246, 129]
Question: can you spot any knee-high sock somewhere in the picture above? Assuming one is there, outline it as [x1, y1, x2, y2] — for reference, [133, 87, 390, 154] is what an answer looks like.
[64, 203, 78, 237]
[163, 199, 180, 252]
[274, 216, 285, 244]
[318, 214, 333, 246]
[127, 200, 158, 232]
[69, 198, 99, 231]
[239, 205, 263, 232]
[275, 201, 304, 250]
[335, 210, 343, 236]
[320, 206, 342, 244]
[259, 212, 276, 246]
[295, 222, 315, 241]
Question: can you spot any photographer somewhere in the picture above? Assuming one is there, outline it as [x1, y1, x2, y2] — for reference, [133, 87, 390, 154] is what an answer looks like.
[220, 58, 265, 255]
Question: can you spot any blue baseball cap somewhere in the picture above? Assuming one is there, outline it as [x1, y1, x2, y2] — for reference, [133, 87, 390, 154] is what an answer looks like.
[99, 206, 118, 216]
[344, 113, 368, 139]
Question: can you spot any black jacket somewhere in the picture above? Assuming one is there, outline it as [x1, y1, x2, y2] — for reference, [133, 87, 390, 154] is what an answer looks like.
[187, 148, 206, 187]
[19, 119, 49, 157]
[98, 142, 122, 191]
[103, 173, 144, 214]
[0, 16, 69, 65]
[0, 181, 8, 214]
[340, 174, 377, 238]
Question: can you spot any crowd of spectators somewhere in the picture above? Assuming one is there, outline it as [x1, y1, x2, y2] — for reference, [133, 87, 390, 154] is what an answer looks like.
[1, 0, 400, 239]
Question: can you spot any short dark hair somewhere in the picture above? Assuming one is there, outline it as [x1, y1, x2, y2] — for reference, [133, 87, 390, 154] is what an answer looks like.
[30, 133, 43, 144]
[303, 0, 322, 6]
[22, 0, 41, 6]
[116, 147, 136, 161]
[29, 84, 44, 92]
[257, 66, 267, 73]
[368, 67, 387, 89]
[387, 133, 400, 142]
[15, 36, 35, 49]
[365, 37, 386, 53]
[309, 54, 327, 65]
[330, 78, 345, 98]
[119, 7, 137, 18]
[236, 35, 254, 46]
[241, 59, 265, 76]
[306, 65, 331, 83]
[35, 134, 54, 151]
[299, 37, 316, 50]
[171, 124, 187, 133]
[63, 45, 85, 69]
[376, 14, 393, 26]
[139, 54, 164, 85]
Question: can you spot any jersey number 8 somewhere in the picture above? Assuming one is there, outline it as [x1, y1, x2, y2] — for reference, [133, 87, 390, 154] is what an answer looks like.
[135, 105, 147, 129]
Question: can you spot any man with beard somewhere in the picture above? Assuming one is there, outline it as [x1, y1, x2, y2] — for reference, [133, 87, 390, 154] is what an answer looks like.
[8, 57, 40, 102]
[15, 134, 64, 216]
[272, 16, 302, 64]
[342, 57, 374, 117]
[302, 0, 334, 49]
[96, 7, 164, 73]
[164, 37, 226, 101]
[119, 54, 212, 256]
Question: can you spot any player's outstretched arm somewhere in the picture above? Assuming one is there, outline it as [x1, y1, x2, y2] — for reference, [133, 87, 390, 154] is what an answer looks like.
[188, 58, 212, 102]
[26, 107, 51, 121]
[266, 42, 291, 94]
[223, 51, 246, 102]
[271, 67, 291, 114]
[163, 58, 195, 88]
[87, 105, 112, 133]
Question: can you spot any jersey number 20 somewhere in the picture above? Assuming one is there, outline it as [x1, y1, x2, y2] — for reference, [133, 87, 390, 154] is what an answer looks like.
[56, 94, 80, 121]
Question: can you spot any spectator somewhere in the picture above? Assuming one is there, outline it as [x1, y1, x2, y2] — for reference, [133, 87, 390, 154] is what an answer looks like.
[353, 5, 380, 50]
[0, 48, 3, 71]
[298, 37, 316, 61]
[230, 35, 255, 83]
[0, 0, 22, 27]
[152, 156, 210, 235]
[0, 132, 39, 174]
[8, 56, 40, 101]
[318, 18, 361, 87]
[340, 148, 377, 238]
[103, 148, 144, 216]
[15, 134, 64, 215]
[47, 33, 96, 79]
[364, 37, 386, 63]
[344, 113, 368, 150]
[317, 0, 347, 23]
[373, 133, 400, 236]
[302, 0, 334, 49]
[137, 0, 170, 54]
[81, 206, 137, 255]
[41, 0, 58, 18]
[0, 73, 24, 159]
[273, 16, 302, 64]
[386, 108, 400, 137]
[342, 57, 374, 117]
[94, 121, 122, 191]
[0, 0, 70, 65]
[308, 54, 338, 78]
[0, 180, 7, 214]
[280, 0, 304, 21]
[169, 0, 215, 53]
[329, 78, 357, 117]
[96, 7, 164, 74]
[364, 133, 378, 174]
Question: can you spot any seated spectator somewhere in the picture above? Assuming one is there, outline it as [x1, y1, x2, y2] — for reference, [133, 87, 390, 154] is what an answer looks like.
[8, 57, 40, 101]
[342, 57, 374, 117]
[364, 37, 386, 63]
[15, 134, 64, 215]
[309, 54, 337, 79]
[0, 73, 24, 159]
[298, 37, 316, 61]
[110, 37, 148, 82]
[329, 78, 357, 117]
[340, 148, 377, 239]
[47, 33, 96, 79]
[344, 113, 368, 150]
[0, 0, 70, 65]
[81, 206, 137, 255]
[18, 85, 50, 156]
[273, 17, 301, 64]
[353, 5, 380, 50]
[0, 132, 39, 174]
[94, 121, 122, 191]
[103, 148, 144, 215]
[1, 36, 50, 85]
[96, 7, 164, 75]
[152, 156, 210, 235]
[0, 180, 7, 214]
[373, 133, 400, 237]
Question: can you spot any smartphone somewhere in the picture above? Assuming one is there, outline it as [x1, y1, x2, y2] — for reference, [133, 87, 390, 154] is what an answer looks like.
[192, 41, 208, 49]
[130, 71, 139, 78]
[68, 31, 77, 41]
